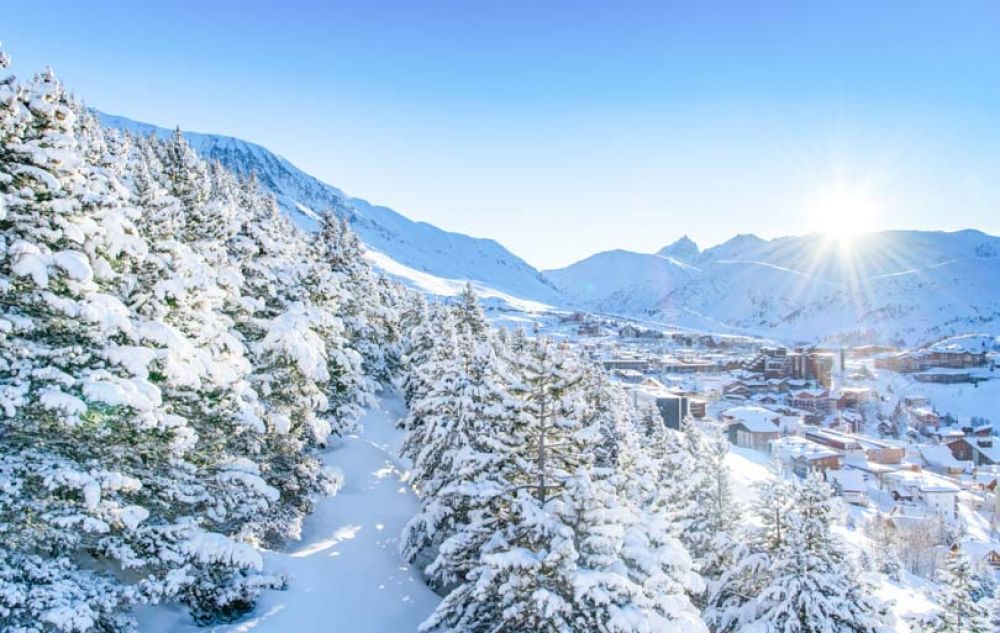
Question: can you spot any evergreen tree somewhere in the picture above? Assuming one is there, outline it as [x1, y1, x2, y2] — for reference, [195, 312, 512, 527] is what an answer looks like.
[915, 545, 992, 633]
[709, 476, 892, 633]
[402, 338, 523, 590]
[451, 282, 489, 339]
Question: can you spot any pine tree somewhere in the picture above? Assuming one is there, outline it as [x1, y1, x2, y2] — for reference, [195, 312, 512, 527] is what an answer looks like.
[403, 337, 524, 590]
[451, 282, 489, 339]
[916, 545, 992, 633]
[710, 475, 892, 633]
[316, 208, 393, 389]
[682, 424, 742, 583]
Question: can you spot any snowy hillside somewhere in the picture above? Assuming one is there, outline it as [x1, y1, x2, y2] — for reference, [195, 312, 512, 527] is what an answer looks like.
[547, 230, 1000, 346]
[98, 113, 561, 305]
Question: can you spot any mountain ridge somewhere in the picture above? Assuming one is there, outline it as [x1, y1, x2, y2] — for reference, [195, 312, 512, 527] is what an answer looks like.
[547, 229, 1000, 346]
[98, 112, 562, 305]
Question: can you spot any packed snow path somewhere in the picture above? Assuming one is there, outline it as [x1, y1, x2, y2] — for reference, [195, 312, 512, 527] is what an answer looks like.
[139, 393, 440, 632]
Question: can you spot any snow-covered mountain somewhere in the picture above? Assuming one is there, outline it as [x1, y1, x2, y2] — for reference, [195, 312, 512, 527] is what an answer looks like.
[547, 230, 1000, 346]
[98, 113, 561, 306]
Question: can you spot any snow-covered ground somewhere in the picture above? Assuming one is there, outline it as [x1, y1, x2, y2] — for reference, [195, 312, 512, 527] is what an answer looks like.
[138, 393, 439, 632]
[365, 248, 553, 313]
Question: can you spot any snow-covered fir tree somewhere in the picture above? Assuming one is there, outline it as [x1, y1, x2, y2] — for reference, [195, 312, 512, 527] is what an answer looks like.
[414, 333, 705, 632]
[707, 475, 893, 633]
[913, 545, 993, 633]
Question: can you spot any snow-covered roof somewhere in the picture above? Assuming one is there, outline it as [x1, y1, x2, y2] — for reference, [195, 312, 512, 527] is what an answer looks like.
[917, 445, 969, 472]
[840, 387, 873, 395]
[826, 469, 866, 492]
[770, 436, 839, 461]
[789, 388, 828, 398]
[722, 406, 780, 433]
[884, 469, 961, 494]
[927, 334, 996, 354]
[972, 442, 1000, 463]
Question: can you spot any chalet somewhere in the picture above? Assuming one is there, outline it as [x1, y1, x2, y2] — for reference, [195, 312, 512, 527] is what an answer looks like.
[918, 444, 969, 475]
[619, 325, 663, 339]
[967, 423, 994, 438]
[854, 435, 906, 465]
[741, 380, 775, 395]
[903, 395, 929, 408]
[770, 435, 823, 463]
[935, 427, 966, 442]
[875, 352, 923, 373]
[826, 469, 868, 505]
[921, 348, 987, 369]
[910, 406, 941, 430]
[793, 451, 842, 477]
[723, 382, 751, 398]
[618, 324, 643, 338]
[830, 410, 863, 434]
[964, 542, 1000, 569]
[844, 459, 903, 484]
[838, 387, 874, 409]
[946, 436, 1000, 467]
[788, 389, 834, 414]
[876, 344, 987, 374]
[660, 360, 716, 374]
[577, 322, 602, 337]
[723, 406, 781, 451]
[883, 470, 961, 517]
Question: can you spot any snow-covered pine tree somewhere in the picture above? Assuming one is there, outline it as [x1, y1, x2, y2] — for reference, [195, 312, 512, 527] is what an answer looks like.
[1, 43, 418, 628]
[299, 227, 368, 431]
[680, 423, 742, 584]
[451, 282, 489, 339]
[914, 544, 993, 633]
[316, 207, 393, 390]
[398, 309, 459, 437]
[420, 336, 709, 632]
[103, 127, 291, 621]
[398, 292, 436, 407]
[711, 475, 892, 633]
[578, 364, 625, 470]
[565, 469, 707, 633]
[704, 479, 792, 632]
[402, 336, 524, 590]
[507, 336, 591, 505]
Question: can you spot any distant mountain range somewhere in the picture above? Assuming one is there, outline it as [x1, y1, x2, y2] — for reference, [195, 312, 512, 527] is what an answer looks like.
[100, 112, 1000, 347]
[546, 230, 1000, 346]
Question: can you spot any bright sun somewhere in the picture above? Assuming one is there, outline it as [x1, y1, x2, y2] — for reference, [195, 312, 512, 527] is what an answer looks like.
[808, 182, 881, 240]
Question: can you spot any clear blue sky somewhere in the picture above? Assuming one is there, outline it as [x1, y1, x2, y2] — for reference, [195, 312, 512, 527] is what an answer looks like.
[5, 1, 1000, 268]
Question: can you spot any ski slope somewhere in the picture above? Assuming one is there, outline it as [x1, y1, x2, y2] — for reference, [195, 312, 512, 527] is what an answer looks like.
[138, 393, 439, 633]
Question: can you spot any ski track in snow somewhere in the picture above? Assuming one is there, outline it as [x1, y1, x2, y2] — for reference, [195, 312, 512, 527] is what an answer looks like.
[137, 392, 439, 633]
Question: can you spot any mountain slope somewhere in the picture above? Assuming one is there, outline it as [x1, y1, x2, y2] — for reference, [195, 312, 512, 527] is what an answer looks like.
[548, 230, 1000, 346]
[98, 113, 561, 305]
